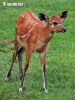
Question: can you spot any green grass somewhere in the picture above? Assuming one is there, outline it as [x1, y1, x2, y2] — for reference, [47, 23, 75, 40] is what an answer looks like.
[0, 0, 75, 100]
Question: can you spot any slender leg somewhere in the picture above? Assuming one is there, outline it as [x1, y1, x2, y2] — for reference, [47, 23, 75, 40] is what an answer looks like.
[5, 39, 19, 81]
[40, 51, 48, 92]
[18, 47, 25, 80]
[19, 48, 31, 92]
[5, 50, 18, 81]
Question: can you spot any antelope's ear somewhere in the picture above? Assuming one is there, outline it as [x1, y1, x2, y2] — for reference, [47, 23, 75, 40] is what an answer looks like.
[59, 11, 68, 20]
[39, 13, 49, 22]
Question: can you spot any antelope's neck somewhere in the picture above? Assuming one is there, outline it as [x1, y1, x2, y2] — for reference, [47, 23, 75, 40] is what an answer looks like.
[42, 24, 54, 43]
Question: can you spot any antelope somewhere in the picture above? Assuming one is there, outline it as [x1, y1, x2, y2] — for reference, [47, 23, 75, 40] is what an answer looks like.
[5, 10, 68, 92]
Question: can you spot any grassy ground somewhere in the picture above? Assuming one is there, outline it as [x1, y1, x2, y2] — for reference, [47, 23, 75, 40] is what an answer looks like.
[0, 0, 75, 100]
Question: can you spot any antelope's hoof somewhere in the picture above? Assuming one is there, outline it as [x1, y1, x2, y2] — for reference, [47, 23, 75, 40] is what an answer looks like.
[19, 87, 23, 92]
[44, 89, 48, 93]
[5, 77, 9, 82]
[43, 88, 48, 93]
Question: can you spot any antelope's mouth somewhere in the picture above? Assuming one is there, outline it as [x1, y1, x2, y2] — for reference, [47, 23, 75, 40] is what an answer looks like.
[57, 28, 66, 33]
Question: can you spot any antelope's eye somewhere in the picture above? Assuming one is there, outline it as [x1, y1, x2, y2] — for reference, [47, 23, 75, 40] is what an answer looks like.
[53, 22, 58, 25]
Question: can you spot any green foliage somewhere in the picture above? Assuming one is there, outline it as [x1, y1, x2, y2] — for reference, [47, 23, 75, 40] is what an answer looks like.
[0, 0, 75, 100]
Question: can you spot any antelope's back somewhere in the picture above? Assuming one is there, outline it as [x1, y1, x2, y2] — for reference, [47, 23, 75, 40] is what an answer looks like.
[15, 11, 46, 35]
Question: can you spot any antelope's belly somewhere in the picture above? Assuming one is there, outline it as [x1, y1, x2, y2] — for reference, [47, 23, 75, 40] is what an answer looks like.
[34, 41, 47, 52]
[17, 35, 47, 52]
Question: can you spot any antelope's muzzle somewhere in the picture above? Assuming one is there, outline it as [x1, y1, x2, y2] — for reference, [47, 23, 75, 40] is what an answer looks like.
[62, 28, 66, 33]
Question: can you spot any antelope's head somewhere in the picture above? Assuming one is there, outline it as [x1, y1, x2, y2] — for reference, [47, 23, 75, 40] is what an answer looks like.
[39, 11, 68, 33]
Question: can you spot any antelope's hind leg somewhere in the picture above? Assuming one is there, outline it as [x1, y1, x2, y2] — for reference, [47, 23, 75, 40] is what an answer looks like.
[5, 39, 19, 82]
[18, 47, 25, 80]
[5, 49, 18, 81]
[19, 48, 31, 92]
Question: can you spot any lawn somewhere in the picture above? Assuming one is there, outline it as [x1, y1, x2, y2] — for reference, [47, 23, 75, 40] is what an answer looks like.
[0, 0, 75, 100]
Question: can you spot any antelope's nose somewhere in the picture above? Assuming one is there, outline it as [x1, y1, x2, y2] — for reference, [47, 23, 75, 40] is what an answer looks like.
[62, 28, 66, 33]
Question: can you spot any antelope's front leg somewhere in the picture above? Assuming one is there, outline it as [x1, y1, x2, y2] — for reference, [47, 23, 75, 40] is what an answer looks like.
[40, 51, 48, 93]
